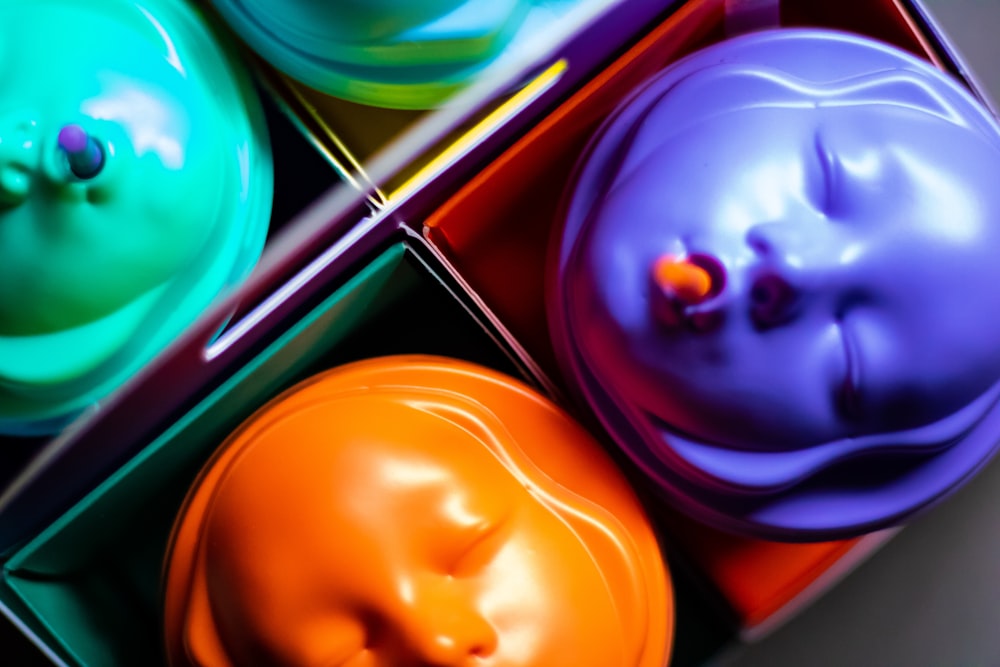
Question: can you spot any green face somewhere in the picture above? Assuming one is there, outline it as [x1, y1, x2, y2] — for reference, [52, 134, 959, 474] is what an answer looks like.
[0, 3, 227, 336]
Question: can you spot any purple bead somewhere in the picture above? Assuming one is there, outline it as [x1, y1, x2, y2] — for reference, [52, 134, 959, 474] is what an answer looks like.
[57, 124, 104, 179]
[57, 124, 89, 153]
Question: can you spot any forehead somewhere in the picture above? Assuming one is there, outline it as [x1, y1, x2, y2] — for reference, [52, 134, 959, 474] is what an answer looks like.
[210, 399, 521, 520]
[625, 88, 971, 177]
[610, 99, 993, 217]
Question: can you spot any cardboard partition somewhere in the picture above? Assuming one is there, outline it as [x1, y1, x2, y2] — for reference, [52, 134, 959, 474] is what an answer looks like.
[420, 0, 954, 635]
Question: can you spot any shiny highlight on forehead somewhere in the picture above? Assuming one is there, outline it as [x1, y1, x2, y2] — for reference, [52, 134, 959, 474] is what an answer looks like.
[615, 63, 1000, 185]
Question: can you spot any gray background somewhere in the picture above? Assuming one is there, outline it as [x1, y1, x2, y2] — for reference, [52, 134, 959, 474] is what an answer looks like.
[710, 2, 1000, 665]
[712, 455, 1000, 667]
[923, 0, 1000, 109]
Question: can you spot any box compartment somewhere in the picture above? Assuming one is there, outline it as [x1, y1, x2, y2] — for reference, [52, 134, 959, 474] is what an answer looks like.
[418, 0, 970, 636]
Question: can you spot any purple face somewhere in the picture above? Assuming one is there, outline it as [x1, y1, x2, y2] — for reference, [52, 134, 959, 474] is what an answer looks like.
[575, 66, 1000, 453]
[551, 31, 1000, 535]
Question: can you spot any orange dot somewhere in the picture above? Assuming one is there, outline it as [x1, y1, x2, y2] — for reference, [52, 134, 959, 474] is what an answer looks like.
[652, 256, 713, 304]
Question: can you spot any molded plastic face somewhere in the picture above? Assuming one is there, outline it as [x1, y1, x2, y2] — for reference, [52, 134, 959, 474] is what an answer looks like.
[163, 357, 672, 667]
[208, 0, 531, 108]
[550, 29, 1000, 537]
[0, 6, 223, 335]
[0, 0, 271, 434]
[584, 66, 1000, 451]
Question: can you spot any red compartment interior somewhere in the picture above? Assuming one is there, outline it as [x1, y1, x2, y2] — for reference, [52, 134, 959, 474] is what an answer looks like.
[424, 0, 940, 630]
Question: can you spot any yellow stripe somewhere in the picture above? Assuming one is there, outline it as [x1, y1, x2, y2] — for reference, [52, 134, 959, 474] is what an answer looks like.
[388, 59, 569, 202]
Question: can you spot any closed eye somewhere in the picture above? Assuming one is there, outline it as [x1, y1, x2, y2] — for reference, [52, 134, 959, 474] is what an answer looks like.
[813, 129, 838, 215]
[449, 516, 511, 578]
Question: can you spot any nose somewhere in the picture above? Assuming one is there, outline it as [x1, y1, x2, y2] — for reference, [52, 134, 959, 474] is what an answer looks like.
[390, 583, 498, 665]
[0, 111, 39, 206]
[745, 219, 866, 328]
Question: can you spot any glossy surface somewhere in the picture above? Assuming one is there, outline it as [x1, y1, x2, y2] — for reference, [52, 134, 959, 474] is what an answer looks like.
[549, 29, 1000, 539]
[163, 356, 672, 667]
[207, 0, 532, 108]
[240, 0, 474, 44]
[0, 0, 272, 434]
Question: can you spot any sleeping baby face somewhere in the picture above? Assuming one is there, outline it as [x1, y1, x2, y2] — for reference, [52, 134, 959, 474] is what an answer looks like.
[165, 360, 670, 667]
[573, 63, 1000, 453]
[0, 3, 225, 336]
[199, 402, 634, 666]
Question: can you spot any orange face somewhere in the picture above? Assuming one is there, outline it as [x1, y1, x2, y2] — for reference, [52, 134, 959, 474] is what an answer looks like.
[163, 357, 672, 667]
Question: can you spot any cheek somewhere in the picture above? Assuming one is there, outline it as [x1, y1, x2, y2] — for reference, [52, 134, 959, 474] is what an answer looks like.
[866, 298, 1000, 412]
[202, 518, 373, 666]
[107, 148, 221, 277]
[575, 215, 663, 364]
[477, 517, 629, 666]
[271, 613, 369, 667]
[84, 69, 227, 269]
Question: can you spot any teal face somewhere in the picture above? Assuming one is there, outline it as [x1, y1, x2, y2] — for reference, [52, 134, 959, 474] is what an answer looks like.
[0, 3, 227, 336]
